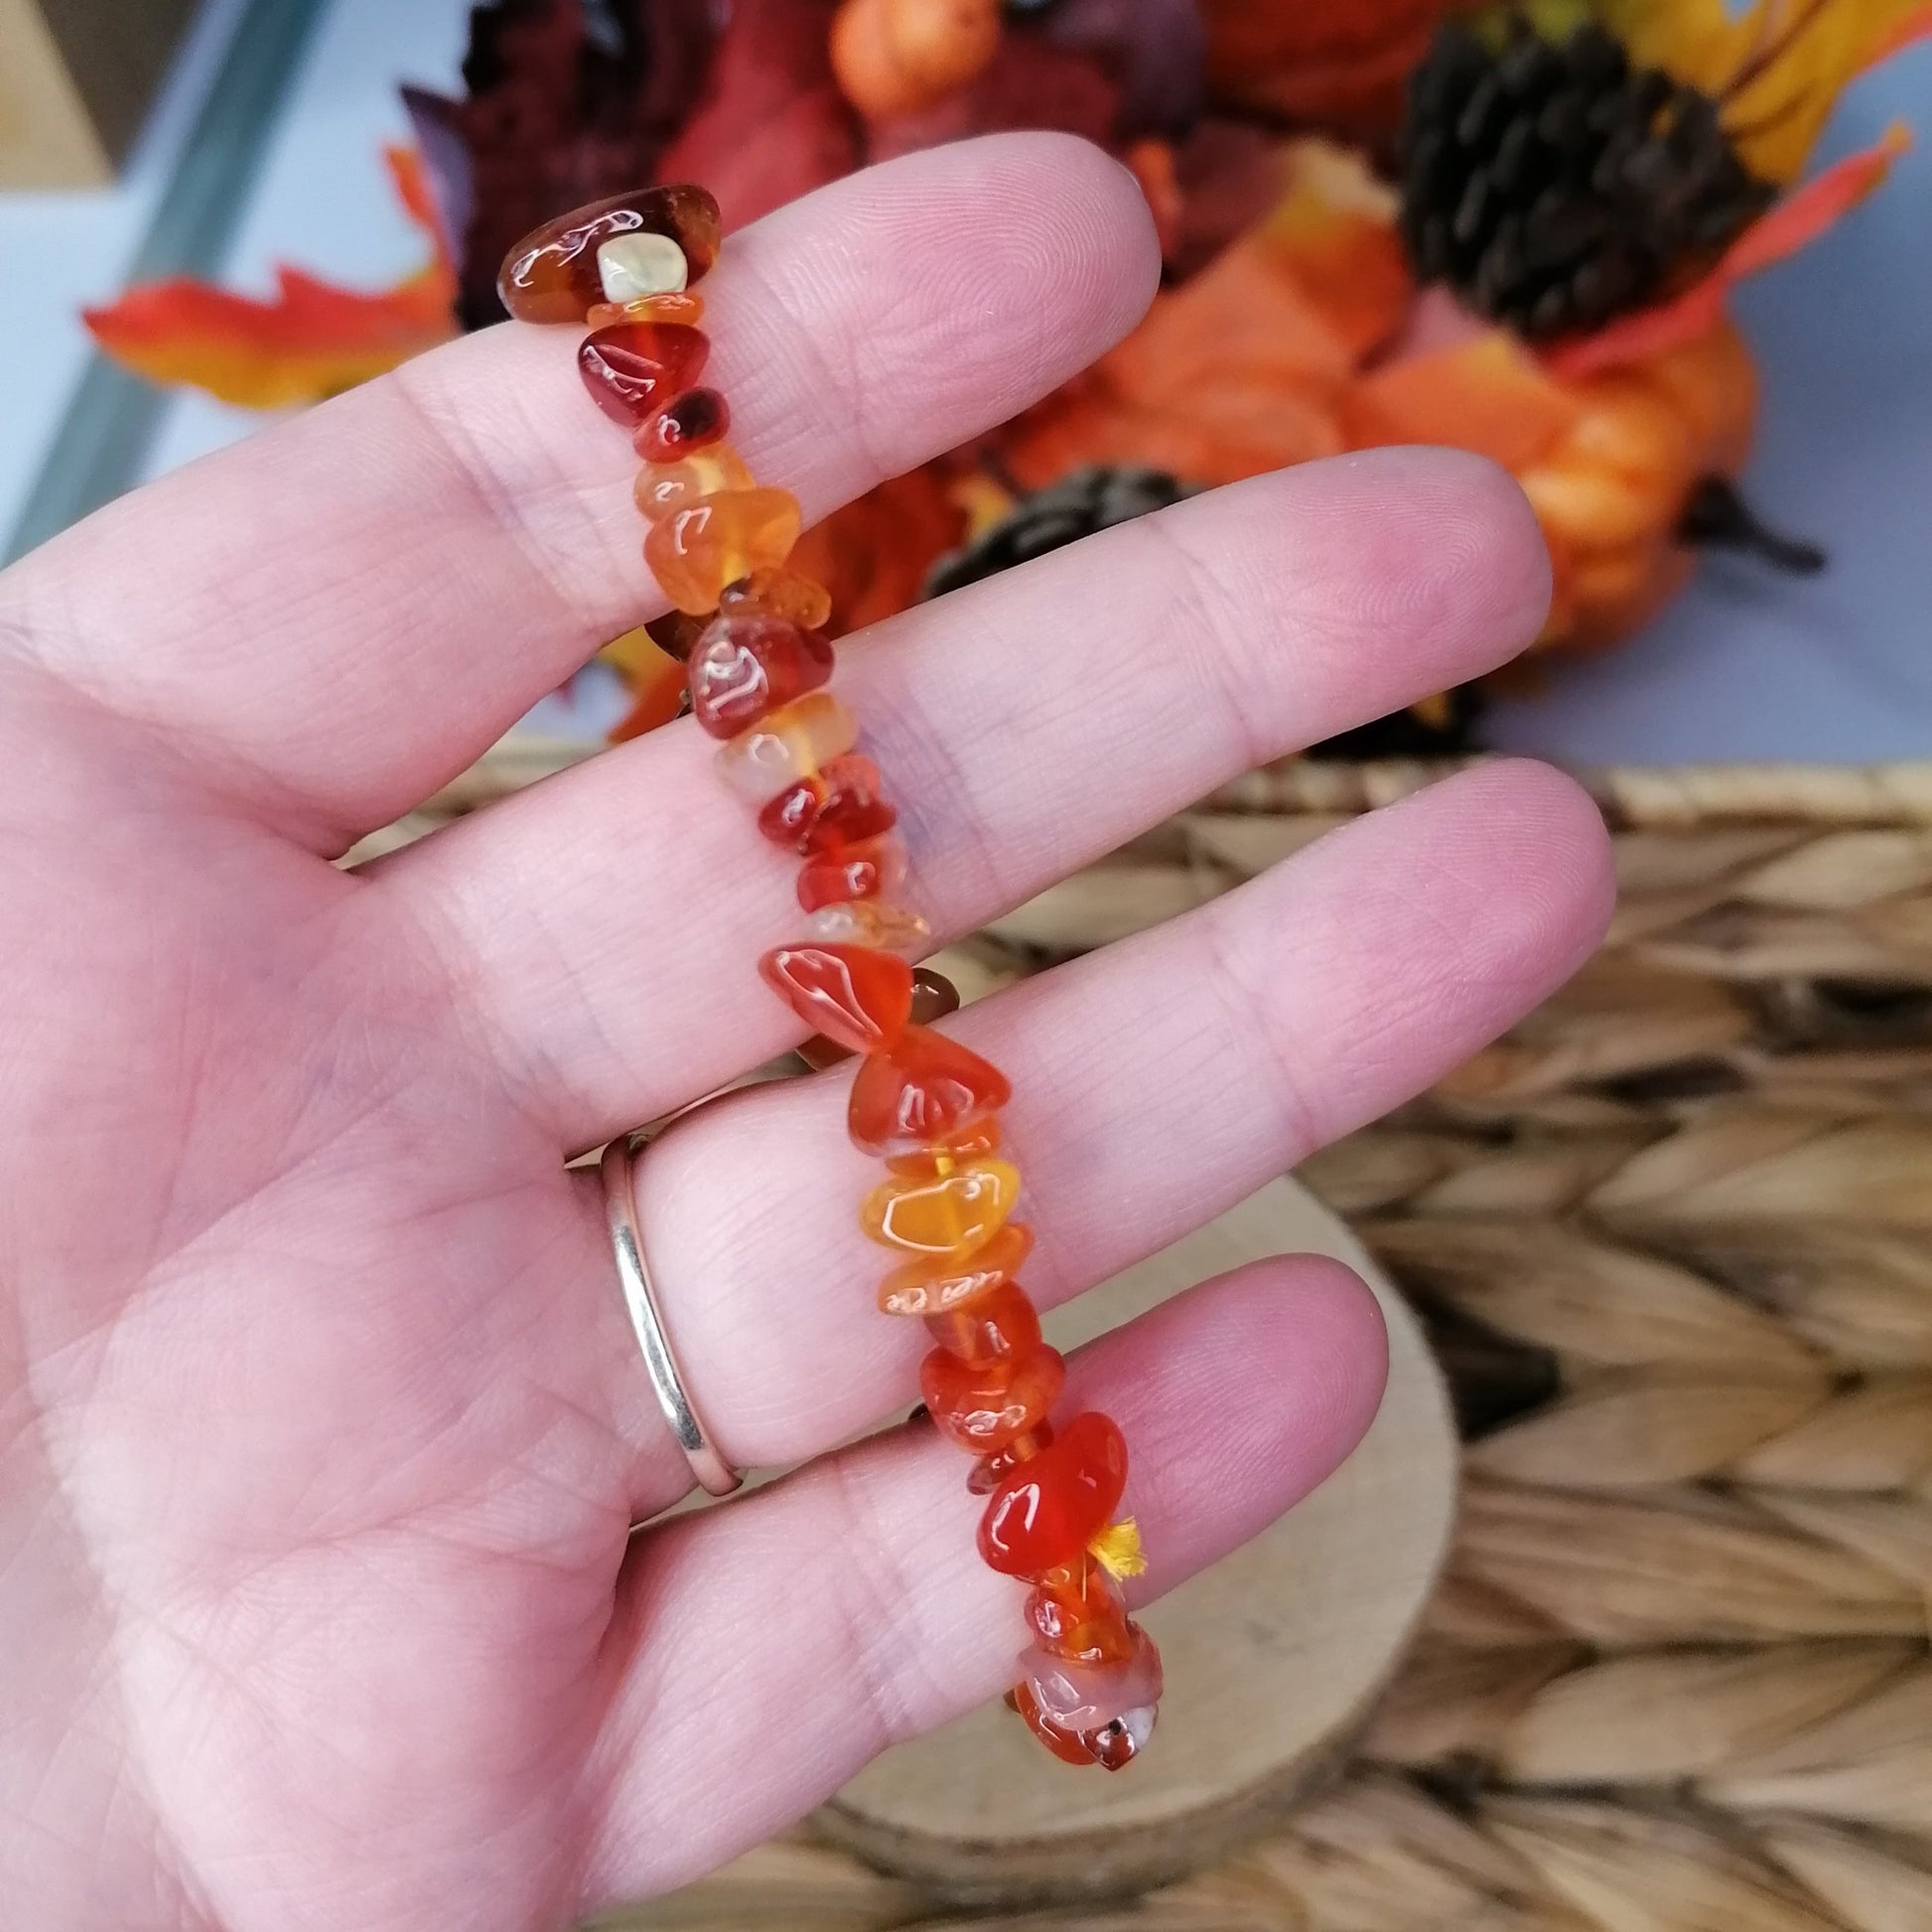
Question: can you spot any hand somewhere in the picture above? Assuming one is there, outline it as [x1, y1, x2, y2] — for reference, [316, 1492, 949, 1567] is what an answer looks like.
[0, 135, 1610, 1931]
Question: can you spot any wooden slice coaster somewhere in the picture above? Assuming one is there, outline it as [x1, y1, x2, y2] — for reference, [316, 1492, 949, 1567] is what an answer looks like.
[813, 1174, 1457, 1907]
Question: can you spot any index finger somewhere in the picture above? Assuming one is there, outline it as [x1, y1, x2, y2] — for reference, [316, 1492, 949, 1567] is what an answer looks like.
[0, 136, 1159, 849]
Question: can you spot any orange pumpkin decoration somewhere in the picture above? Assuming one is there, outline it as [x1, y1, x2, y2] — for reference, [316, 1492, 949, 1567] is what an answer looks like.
[830, 0, 1004, 123]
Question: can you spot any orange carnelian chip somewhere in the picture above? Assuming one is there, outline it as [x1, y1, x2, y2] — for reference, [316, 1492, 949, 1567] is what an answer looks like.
[577, 322, 708, 428]
[806, 899, 929, 950]
[714, 692, 858, 802]
[759, 944, 913, 1056]
[797, 832, 905, 911]
[848, 1024, 1011, 1158]
[878, 1221, 1034, 1316]
[1025, 1559, 1134, 1666]
[920, 1343, 1064, 1453]
[645, 486, 803, 615]
[968, 1422, 1052, 1494]
[587, 289, 705, 329]
[978, 1412, 1129, 1578]
[861, 1158, 1019, 1256]
[688, 614, 832, 739]
[925, 1279, 1041, 1366]
[634, 444, 754, 521]
[721, 567, 833, 630]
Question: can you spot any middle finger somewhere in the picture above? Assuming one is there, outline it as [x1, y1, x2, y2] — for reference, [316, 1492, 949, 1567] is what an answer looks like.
[375, 446, 1550, 1142]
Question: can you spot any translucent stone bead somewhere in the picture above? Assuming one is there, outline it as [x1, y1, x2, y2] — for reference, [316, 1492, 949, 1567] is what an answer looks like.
[688, 614, 832, 739]
[497, 185, 721, 324]
[804, 899, 930, 951]
[722, 568, 833, 630]
[1088, 1703, 1157, 1771]
[759, 944, 913, 1056]
[967, 1422, 1052, 1495]
[978, 1412, 1129, 1577]
[910, 968, 960, 1027]
[877, 1221, 1033, 1316]
[587, 290, 705, 330]
[646, 487, 804, 616]
[577, 323, 709, 428]
[596, 230, 689, 301]
[714, 692, 859, 802]
[862, 1158, 1020, 1256]
[1026, 1559, 1134, 1665]
[634, 445, 754, 522]
[636, 387, 731, 461]
[848, 1024, 1011, 1158]
[1009, 1680, 1095, 1767]
[1019, 1624, 1163, 1733]
[798, 833, 906, 912]
[925, 1279, 1040, 1365]
[756, 754, 895, 854]
[920, 1343, 1065, 1452]
[886, 1117, 1001, 1178]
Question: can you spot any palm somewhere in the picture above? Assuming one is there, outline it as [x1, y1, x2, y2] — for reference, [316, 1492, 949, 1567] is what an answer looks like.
[0, 137, 1610, 1932]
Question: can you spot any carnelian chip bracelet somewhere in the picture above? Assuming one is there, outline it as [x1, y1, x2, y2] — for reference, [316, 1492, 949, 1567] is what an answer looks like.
[498, 186, 1163, 1770]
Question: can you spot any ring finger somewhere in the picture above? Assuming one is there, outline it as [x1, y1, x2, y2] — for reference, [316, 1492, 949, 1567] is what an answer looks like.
[573, 758, 1610, 1518]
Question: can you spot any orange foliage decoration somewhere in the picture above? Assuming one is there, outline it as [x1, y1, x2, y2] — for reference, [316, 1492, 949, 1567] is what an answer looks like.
[83, 149, 458, 410]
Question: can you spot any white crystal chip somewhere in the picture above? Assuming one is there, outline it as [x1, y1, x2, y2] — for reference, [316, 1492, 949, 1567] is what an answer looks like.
[597, 231, 689, 302]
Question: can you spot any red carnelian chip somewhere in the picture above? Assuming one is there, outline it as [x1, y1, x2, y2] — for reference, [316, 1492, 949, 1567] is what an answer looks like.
[848, 1025, 1012, 1158]
[920, 1344, 1064, 1453]
[978, 1412, 1129, 1577]
[925, 1280, 1041, 1366]
[797, 834, 904, 911]
[1026, 1559, 1134, 1665]
[968, 1422, 1053, 1494]
[877, 1221, 1034, 1315]
[577, 323, 708, 427]
[635, 385, 731, 460]
[756, 754, 894, 854]
[689, 615, 833, 739]
[1009, 1680, 1095, 1767]
[759, 945, 913, 1055]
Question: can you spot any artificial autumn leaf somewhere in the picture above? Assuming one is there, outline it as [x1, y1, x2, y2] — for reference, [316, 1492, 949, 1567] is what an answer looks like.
[867, 34, 1120, 163]
[1257, 137, 1410, 359]
[1546, 124, 1911, 379]
[1198, 0, 1472, 141]
[1347, 334, 1582, 471]
[658, 0, 858, 230]
[84, 147, 457, 409]
[1594, 0, 1932, 182]
[788, 466, 966, 636]
[603, 626, 688, 743]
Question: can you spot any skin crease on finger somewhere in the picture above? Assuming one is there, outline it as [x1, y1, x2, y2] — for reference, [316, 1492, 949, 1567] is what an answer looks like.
[0, 139, 1621, 1932]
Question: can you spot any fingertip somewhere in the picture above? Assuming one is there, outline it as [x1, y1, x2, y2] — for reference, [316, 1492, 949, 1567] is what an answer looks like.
[1413, 757, 1617, 981]
[1260, 444, 1554, 700]
[1091, 1253, 1392, 1583]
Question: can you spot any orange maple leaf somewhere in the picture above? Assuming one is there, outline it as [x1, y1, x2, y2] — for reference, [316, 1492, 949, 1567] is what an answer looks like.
[84, 147, 458, 410]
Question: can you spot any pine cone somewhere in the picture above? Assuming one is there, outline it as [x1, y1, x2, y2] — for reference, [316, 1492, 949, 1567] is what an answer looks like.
[923, 467, 1194, 597]
[923, 468, 1483, 759]
[1398, 16, 1775, 340]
